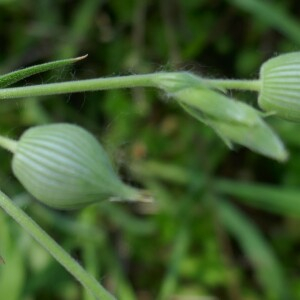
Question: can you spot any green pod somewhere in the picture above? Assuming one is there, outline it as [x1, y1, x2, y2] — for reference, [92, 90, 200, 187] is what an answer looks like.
[12, 124, 139, 209]
[259, 52, 300, 122]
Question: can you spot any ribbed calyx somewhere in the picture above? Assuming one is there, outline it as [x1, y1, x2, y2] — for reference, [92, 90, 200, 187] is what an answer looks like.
[259, 52, 300, 122]
[12, 124, 138, 210]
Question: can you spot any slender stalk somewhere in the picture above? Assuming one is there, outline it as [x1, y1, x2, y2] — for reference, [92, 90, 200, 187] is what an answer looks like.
[0, 73, 261, 100]
[0, 135, 17, 153]
[203, 79, 262, 92]
[0, 190, 116, 300]
[0, 74, 159, 99]
[81, 208, 100, 300]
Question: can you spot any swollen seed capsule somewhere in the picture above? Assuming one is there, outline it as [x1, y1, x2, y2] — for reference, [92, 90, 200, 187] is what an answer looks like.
[259, 52, 300, 122]
[12, 124, 139, 210]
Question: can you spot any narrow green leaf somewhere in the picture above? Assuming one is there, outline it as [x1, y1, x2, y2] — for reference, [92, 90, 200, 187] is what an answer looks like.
[225, 0, 300, 45]
[0, 55, 87, 88]
[134, 160, 300, 217]
[219, 199, 289, 299]
[216, 179, 300, 216]
[0, 215, 26, 300]
[158, 226, 190, 300]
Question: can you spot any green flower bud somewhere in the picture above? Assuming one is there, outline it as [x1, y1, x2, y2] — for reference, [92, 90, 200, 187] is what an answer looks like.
[177, 89, 288, 161]
[174, 88, 259, 126]
[12, 124, 140, 210]
[259, 52, 300, 121]
[209, 118, 288, 162]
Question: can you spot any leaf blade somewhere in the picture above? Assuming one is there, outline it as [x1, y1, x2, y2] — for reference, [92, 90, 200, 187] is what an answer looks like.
[0, 55, 87, 88]
[219, 199, 289, 299]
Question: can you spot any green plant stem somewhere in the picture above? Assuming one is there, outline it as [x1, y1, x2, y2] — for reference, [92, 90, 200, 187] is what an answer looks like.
[0, 73, 261, 100]
[0, 135, 17, 153]
[0, 74, 159, 99]
[203, 79, 262, 92]
[0, 190, 116, 300]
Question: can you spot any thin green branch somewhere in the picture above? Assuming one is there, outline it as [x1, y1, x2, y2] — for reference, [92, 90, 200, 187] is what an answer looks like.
[0, 135, 17, 153]
[0, 73, 261, 100]
[203, 79, 261, 92]
[0, 190, 116, 300]
[0, 74, 159, 99]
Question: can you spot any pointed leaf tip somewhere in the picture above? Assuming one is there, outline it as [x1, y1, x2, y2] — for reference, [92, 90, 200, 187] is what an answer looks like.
[0, 55, 88, 88]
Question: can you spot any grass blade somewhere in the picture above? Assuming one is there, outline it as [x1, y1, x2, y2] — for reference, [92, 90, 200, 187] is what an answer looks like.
[219, 199, 289, 299]
[0, 55, 87, 88]
[216, 179, 300, 216]
[226, 0, 300, 45]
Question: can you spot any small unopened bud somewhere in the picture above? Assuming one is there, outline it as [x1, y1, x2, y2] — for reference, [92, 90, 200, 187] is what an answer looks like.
[174, 88, 259, 126]
[176, 89, 288, 161]
[12, 124, 140, 209]
[259, 52, 300, 122]
[209, 118, 288, 162]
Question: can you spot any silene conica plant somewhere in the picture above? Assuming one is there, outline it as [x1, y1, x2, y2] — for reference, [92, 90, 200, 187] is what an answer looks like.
[0, 52, 299, 299]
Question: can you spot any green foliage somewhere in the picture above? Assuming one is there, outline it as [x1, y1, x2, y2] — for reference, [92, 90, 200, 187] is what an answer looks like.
[1, 1, 300, 300]
[0, 214, 26, 300]
[219, 199, 287, 299]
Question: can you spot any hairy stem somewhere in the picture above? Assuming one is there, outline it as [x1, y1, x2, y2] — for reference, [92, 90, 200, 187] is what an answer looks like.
[0, 74, 159, 99]
[0, 190, 116, 300]
[203, 79, 261, 92]
[0, 73, 261, 100]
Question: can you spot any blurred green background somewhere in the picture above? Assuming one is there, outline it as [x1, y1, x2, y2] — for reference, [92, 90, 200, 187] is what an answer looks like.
[1, 0, 300, 299]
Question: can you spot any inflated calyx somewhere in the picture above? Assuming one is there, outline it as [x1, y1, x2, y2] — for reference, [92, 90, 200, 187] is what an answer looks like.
[12, 123, 140, 209]
[259, 52, 300, 122]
